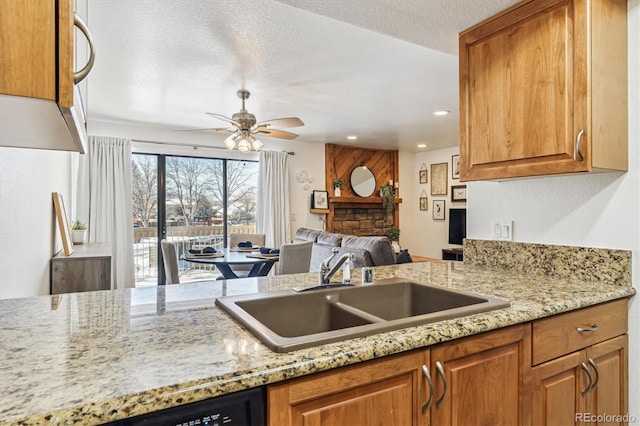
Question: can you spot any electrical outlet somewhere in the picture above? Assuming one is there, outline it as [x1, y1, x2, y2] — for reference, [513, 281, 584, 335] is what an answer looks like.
[492, 220, 513, 241]
[291, 212, 297, 222]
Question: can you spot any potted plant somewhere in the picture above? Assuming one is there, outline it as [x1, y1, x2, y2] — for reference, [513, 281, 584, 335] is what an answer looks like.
[71, 220, 88, 245]
[332, 177, 344, 197]
[379, 183, 395, 217]
[388, 226, 401, 252]
[388, 226, 400, 241]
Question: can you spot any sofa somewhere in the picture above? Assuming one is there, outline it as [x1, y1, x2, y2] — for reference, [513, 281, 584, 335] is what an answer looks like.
[294, 227, 396, 272]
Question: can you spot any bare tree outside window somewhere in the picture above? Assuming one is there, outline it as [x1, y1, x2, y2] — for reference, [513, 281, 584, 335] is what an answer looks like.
[131, 155, 157, 227]
[166, 157, 213, 226]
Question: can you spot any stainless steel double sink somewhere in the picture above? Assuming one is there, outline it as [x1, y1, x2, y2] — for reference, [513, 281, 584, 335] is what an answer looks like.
[215, 278, 510, 352]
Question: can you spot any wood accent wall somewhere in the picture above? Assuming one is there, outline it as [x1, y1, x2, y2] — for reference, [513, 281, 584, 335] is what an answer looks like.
[325, 144, 398, 197]
[324, 144, 400, 234]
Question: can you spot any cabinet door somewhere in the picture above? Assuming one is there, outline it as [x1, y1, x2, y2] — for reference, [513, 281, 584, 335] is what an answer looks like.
[0, 0, 56, 99]
[531, 351, 586, 425]
[460, 0, 584, 181]
[586, 335, 627, 420]
[430, 325, 530, 425]
[268, 350, 429, 426]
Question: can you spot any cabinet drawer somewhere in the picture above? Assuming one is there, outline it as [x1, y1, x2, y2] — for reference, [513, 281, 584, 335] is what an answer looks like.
[532, 299, 628, 365]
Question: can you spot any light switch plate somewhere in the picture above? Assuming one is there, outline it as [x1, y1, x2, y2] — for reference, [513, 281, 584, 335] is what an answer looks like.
[492, 220, 513, 241]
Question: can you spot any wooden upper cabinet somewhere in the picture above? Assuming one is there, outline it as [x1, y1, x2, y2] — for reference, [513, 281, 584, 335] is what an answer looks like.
[0, 0, 91, 153]
[459, 0, 628, 181]
[0, 0, 57, 99]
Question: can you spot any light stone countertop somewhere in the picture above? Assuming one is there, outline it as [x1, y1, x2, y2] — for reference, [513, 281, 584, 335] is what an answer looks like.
[0, 261, 635, 425]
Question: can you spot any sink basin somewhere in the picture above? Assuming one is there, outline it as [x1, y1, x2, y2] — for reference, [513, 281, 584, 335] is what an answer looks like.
[236, 292, 374, 337]
[215, 278, 510, 352]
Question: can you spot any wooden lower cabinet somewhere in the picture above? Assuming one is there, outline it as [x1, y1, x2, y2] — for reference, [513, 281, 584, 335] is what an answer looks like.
[430, 325, 531, 426]
[268, 350, 429, 426]
[531, 299, 629, 426]
[267, 325, 530, 426]
[532, 335, 628, 426]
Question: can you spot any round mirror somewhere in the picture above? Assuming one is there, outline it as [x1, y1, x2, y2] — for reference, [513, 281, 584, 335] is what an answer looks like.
[350, 166, 376, 197]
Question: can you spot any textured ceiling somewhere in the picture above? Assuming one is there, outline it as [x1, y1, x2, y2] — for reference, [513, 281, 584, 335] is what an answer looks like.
[85, 0, 520, 152]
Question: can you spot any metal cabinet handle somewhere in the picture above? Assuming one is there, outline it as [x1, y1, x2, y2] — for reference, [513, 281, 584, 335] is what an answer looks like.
[575, 129, 585, 161]
[588, 358, 600, 392]
[581, 362, 593, 396]
[435, 361, 447, 408]
[421, 365, 434, 413]
[74, 14, 96, 84]
[577, 323, 598, 332]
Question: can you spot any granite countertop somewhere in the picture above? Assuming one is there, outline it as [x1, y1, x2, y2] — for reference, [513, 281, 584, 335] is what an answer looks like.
[0, 261, 635, 425]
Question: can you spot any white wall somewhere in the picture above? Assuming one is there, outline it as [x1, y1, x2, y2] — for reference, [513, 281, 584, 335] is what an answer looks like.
[0, 147, 73, 299]
[468, 0, 639, 416]
[403, 146, 463, 259]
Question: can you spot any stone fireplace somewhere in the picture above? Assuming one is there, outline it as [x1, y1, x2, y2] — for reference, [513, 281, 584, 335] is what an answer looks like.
[332, 207, 391, 236]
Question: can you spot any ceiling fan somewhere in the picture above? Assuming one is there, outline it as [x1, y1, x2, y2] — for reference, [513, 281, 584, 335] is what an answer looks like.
[200, 89, 304, 153]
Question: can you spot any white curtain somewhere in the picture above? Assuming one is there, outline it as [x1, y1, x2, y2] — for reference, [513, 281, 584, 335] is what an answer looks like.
[256, 151, 291, 248]
[78, 136, 134, 289]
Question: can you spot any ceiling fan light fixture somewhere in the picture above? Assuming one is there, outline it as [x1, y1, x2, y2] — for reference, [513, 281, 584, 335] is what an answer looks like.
[237, 137, 252, 153]
[250, 135, 264, 151]
[204, 89, 304, 153]
[224, 134, 237, 150]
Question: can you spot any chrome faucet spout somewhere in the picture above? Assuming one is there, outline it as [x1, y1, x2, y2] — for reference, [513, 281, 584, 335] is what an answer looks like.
[319, 250, 354, 285]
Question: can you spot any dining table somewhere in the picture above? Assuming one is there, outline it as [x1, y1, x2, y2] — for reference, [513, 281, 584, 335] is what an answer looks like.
[180, 247, 279, 279]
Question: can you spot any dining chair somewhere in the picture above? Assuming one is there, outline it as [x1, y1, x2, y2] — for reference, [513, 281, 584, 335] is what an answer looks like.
[277, 241, 313, 275]
[160, 239, 181, 284]
[229, 233, 266, 248]
[228, 233, 266, 274]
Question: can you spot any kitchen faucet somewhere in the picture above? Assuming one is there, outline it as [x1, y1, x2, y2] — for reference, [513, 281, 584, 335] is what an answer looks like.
[319, 248, 355, 285]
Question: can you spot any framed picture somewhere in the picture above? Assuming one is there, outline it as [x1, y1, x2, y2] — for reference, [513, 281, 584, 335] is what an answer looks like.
[312, 190, 329, 209]
[419, 169, 428, 184]
[52, 192, 73, 256]
[433, 200, 446, 220]
[451, 154, 460, 179]
[419, 195, 428, 211]
[451, 185, 467, 202]
[430, 162, 448, 195]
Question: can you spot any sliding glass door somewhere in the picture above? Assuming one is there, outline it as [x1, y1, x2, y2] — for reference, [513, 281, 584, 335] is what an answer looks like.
[132, 153, 258, 286]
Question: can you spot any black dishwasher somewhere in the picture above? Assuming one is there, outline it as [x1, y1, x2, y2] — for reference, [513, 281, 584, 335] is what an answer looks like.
[103, 387, 265, 426]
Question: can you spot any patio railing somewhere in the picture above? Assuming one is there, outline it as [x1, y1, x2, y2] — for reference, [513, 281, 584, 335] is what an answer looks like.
[133, 225, 256, 286]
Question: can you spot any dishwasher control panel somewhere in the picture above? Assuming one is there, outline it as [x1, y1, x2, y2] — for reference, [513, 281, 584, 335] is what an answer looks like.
[104, 387, 265, 426]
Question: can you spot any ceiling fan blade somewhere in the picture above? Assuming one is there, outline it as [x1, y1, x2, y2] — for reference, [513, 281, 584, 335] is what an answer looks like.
[175, 127, 235, 132]
[206, 112, 241, 127]
[254, 117, 304, 129]
[253, 128, 299, 140]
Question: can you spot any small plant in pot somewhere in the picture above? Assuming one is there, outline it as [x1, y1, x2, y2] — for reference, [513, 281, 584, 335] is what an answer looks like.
[332, 177, 344, 197]
[71, 220, 87, 245]
[388, 226, 400, 241]
[388, 226, 401, 253]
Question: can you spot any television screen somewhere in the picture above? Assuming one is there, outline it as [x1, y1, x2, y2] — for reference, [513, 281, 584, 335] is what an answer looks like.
[448, 208, 467, 245]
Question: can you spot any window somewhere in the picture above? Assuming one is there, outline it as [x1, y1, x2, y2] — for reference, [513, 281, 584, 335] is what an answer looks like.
[132, 153, 258, 286]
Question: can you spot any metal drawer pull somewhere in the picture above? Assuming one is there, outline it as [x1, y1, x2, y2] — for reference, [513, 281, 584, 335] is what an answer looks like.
[581, 362, 593, 396]
[575, 128, 585, 161]
[74, 14, 96, 84]
[421, 365, 434, 413]
[588, 358, 600, 392]
[577, 324, 598, 332]
[435, 361, 447, 408]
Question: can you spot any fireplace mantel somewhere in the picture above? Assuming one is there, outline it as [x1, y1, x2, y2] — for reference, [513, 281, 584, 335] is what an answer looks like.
[329, 196, 403, 207]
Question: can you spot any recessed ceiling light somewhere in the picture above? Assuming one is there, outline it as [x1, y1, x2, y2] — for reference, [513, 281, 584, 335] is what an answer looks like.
[433, 110, 450, 116]
[346, 135, 358, 140]
[417, 144, 427, 148]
